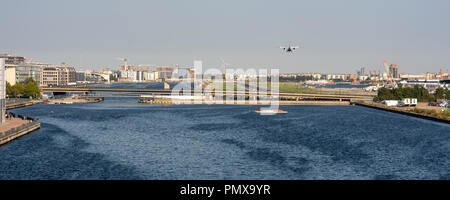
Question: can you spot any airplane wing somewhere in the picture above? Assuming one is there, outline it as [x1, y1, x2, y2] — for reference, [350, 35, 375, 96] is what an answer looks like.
[291, 46, 300, 49]
[280, 46, 286, 49]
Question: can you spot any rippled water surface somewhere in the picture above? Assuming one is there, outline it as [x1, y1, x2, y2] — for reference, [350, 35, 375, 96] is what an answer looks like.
[1, 98, 449, 180]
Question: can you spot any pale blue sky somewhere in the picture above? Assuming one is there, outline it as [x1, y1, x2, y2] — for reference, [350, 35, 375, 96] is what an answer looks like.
[1, 0, 450, 73]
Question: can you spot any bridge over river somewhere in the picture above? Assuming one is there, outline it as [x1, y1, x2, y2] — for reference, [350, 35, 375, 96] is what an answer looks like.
[41, 86, 375, 102]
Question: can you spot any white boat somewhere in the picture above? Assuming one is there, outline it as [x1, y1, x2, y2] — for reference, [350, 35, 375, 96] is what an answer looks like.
[254, 109, 288, 114]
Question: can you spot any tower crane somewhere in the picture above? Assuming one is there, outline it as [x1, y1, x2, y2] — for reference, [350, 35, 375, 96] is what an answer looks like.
[24, 57, 38, 63]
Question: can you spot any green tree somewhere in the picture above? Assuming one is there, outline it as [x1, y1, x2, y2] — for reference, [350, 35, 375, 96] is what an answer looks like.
[434, 88, 450, 100]
[434, 88, 445, 99]
[109, 74, 118, 81]
[374, 87, 394, 101]
[374, 86, 434, 102]
[24, 77, 35, 85]
[6, 81, 13, 96]
[12, 82, 25, 97]
[393, 87, 404, 99]
[419, 87, 430, 102]
[24, 78, 41, 98]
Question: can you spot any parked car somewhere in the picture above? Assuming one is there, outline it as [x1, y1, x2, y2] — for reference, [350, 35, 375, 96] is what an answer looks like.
[429, 102, 438, 106]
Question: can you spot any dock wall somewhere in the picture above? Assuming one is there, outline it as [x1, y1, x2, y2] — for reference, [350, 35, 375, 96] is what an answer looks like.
[48, 97, 104, 104]
[0, 114, 41, 146]
[6, 101, 35, 110]
[139, 98, 350, 106]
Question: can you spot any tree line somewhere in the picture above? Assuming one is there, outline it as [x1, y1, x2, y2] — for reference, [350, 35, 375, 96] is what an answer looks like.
[6, 78, 41, 98]
[434, 87, 450, 100]
[374, 85, 450, 102]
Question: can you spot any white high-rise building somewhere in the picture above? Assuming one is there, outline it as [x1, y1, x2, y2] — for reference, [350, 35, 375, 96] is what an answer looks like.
[147, 71, 159, 81]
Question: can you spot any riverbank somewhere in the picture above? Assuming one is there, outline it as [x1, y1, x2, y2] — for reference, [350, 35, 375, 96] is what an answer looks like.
[47, 97, 104, 104]
[139, 98, 350, 106]
[6, 97, 104, 108]
[277, 82, 377, 96]
[0, 113, 40, 146]
[6, 101, 35, 110]
[352, 101, 450, 124]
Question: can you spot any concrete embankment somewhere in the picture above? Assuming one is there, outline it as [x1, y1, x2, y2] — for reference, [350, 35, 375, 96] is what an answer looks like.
[278, 101, 349, 105]
[139, 98, 350, 106]
[48, 97, 104, 104]
[352, 101, 450, 124]
[0, 113, 41, 146]
[5, 97, 103, 108]
[6, 101, 37, 110]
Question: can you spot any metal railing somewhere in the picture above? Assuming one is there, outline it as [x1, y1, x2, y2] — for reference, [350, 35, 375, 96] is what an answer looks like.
[0, 113, 40, 139]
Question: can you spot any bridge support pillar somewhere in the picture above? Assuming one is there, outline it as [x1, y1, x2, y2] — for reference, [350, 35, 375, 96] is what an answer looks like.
[164, 82, 170, 90]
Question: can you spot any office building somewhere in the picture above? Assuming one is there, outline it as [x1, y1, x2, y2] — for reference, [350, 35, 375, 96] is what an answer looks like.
[157, 66, 174, 80]
[76, 70, 109, 83]
[42, 65, 76, 86]
[15, 63, 43, 85]
[390, 64, 399, 79]
[0, 54, 25, 65]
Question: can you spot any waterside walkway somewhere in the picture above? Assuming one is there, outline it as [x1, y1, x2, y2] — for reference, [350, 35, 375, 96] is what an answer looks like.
[0, 114, 41, 146]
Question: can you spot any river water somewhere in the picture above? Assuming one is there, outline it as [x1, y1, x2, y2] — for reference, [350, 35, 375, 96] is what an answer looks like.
[1, 98, 449, 180]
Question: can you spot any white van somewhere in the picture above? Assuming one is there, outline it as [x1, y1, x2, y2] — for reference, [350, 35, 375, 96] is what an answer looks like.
[401, 98, 411, 106]
[400, 98, 417, 107]
[382, 100, 399, 107]
[410, 98, 417, 106]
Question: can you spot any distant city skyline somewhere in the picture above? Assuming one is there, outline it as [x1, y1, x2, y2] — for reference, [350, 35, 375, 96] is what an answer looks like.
[2, 0, 450, 74]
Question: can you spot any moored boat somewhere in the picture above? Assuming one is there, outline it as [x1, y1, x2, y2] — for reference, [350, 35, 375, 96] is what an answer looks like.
[254, 109, 288, 114]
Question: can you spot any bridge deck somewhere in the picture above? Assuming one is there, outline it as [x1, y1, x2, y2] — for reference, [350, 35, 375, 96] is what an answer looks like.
[41, 87, 375, 100]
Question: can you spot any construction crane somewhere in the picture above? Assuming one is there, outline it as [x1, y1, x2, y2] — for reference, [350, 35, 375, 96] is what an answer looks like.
[383, 60, 398, 88]
[24, 57, 38, 63]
